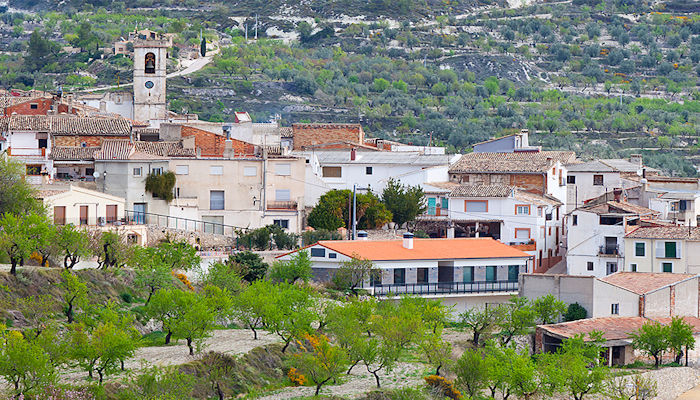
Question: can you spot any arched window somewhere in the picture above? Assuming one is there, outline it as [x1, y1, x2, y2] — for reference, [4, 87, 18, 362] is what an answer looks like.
[145, 52, 156, 74]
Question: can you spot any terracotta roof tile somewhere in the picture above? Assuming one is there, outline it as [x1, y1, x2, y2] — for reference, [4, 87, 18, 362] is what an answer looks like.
[449, 184, 514, 198]
[449, 151, 576, 173]
[134, 141, 195, 157]
[540, 316, 700, 341]
[94, 140, 133, 160]
[625, 226, 700, 240]
[50, 146, 100, 161]
[601, 272, 697, 295]
[6, 115, 131, 136]
[579, 201, 658, 216]
[297, 237, 531, 261]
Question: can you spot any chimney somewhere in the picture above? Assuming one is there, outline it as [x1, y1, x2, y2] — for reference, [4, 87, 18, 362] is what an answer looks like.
[357, 231, 368, 240]
[403, 232, 414, 249]
[196, 147, 201, 158]
[99, 100, 106, 113]
[613, 188, 622, 202]
[224, 139, 234, 159]
[630, 154, 643, 167]
[350, 147, 356, 161]
[182, 136, 195, 149]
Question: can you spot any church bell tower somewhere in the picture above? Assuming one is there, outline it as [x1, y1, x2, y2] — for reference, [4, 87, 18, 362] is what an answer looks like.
[133, 31, 170, 126]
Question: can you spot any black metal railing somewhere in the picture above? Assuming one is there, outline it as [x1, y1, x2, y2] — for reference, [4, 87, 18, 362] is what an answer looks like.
[125, 210, 243, 236]
[599, 244, 620, 256]
[371, 280, 518, 296]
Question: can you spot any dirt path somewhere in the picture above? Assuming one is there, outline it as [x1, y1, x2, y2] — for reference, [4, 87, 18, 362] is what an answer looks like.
[63, 328, 279, 382]
[255, 362, 427, 400]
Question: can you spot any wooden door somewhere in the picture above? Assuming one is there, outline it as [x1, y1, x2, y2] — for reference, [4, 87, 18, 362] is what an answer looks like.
[79, 205, 88, 225]
[53, 206, 66, 225]
[106, 205, 117, 223]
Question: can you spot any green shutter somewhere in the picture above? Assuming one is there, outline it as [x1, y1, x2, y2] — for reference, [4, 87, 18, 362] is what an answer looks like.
[663, 263, 673, 273]
[427, 198, 436, 215]
[665, 242, 677, 258]
[635, 242, 645, 257]
[508, 265, 519, 282]
[486, 266, 496, 282]
[463, 267, 473, 282]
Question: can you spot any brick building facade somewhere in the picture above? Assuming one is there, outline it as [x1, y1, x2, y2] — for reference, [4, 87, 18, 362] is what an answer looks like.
[291, 123, 364, 150]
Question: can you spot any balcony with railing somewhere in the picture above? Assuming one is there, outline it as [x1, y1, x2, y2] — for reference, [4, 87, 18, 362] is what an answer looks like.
[599, 244, 620, 256]
[371, 280, 518, 296]
[267, 201, 298, 211]
[8, 147, 47, 158]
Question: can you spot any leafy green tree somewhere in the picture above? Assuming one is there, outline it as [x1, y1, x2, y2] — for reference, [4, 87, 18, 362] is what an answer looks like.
[296, 21, 313, 43]
[292, 334, 348, 396]
[460, 305, 504, 346]
[170, 290, 218, 355]
[418, 325, 452, 376]
[145, 288, 183, 345]
[332, 255, 379, 295]
[231, 279, 272, 340]
[631, 320, 668, 368]
[667, 316, 695, 365]
[606, 374, 658, 400]
[202, 261, 243, 294]
[200, 36, 206, 57]
[155, 240, 201, 271]
[228, 251, 268, 282]
[56, 224, 92, 269]
[120, 365, 196, 400]
[60, 270, 88, 324]
[381, 178, 426, 226]
[132, 247, 176, 306]
[269, 250, 313, 284]
[0, 157, 41, 216]
[554, 334, 609, 400]
[0, 213, 48, 275]
[73, 21, 98, 51]
[25, 30, 58, 72]
[68, 321, 139, 383]
[325, 298, 376, 374]
[91, 231, 131, 270]
[308, 189, 392, 231]
[532, 294, 567, 324]
[0, 329, 56, 397]
[14, 294, 55, 339]
[565, 302, 588, 321]
[454, 347, 488, 397]
[497, 296, 536, 346]
[262, 283, 317, 352]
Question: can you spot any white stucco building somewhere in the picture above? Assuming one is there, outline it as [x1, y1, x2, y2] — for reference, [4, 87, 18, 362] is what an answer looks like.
[278, 235, 533, 315]
[566, 201, 659, 277]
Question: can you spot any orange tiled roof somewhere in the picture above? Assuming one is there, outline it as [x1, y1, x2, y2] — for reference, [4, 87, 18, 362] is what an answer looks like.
[540, 316, 700, 341]
[449, 151, 576, 173]
[600, 272, 696, 295]
[311, 237, 530, 261]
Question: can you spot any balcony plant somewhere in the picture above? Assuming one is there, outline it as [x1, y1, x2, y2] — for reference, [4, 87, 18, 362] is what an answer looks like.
[145, 171, 176, 202]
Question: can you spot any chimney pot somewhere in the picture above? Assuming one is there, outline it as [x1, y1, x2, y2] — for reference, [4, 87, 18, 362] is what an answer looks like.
[403, 232, 414, 249]
[350, 147, 356, 161]
[357, 231, 368, 240]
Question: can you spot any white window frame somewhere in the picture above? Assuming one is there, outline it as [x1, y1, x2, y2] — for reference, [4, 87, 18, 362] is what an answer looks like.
[243, 166, 257, 176]
[210, 165, 224, 175]
[133, 167, 142, 177]
[515, 205, 530, 215]
[175, 165, 189, 175]
[275, 189, 291, 202]
[275, 163, 291, 176]
[151, 167, 163, 175]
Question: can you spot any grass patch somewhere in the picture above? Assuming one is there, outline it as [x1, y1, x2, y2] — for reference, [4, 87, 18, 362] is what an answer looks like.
[141, 330, 169, 347]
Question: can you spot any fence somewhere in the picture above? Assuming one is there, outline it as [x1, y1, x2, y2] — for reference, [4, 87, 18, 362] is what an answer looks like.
[371, 280, 518, 296]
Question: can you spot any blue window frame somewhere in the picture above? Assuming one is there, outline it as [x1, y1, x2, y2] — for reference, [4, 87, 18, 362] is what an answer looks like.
[310, 248, 325, 257]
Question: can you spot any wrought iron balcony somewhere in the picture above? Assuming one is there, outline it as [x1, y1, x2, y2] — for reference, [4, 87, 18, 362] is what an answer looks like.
[599, 244, 620, 256]
[371, 280, 518, 296]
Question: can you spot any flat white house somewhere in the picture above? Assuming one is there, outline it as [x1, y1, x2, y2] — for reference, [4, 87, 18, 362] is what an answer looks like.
[624, 226, 700, 275]
[277, 235, 532, 315]
[566, 201, 659, 277]
[564, 156, 657, 213]
[297, 150, 459, 206]
[419, 184, 563, 272]
[5, 123, 52, 184]
[521, 272, 699, 319]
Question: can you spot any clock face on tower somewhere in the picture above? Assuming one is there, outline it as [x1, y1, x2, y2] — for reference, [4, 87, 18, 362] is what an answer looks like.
[145, 81, 154, 89]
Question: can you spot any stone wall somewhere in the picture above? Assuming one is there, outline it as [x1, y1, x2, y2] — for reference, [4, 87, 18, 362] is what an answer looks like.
[145, 225, 234, 249]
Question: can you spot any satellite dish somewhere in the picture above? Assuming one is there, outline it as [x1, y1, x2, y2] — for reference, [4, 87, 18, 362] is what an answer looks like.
[93, 171, 100, 179]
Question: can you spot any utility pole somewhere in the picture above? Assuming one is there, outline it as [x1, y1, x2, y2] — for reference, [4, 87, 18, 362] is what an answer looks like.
[255, 14, 258, 40]
[245, 24, 248, 41]
[352, 184, 357, 240]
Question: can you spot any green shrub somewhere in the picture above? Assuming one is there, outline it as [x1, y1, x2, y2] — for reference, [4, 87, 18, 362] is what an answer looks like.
[145, 171, 176, 202]
[120, 292, 133, 303]
[301, 229, 342, 245]
[564, 302, 588, 321]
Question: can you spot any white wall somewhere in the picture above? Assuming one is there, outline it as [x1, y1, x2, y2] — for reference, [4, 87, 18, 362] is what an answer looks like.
[567, 210, 625, 277]
[566, 171, 622, 212]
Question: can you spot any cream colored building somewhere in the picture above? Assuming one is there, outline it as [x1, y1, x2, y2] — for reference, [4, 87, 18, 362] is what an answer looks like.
[624, 226, 700, 274]
[169, 156, 305, 233]
[38, 184, 126, 226]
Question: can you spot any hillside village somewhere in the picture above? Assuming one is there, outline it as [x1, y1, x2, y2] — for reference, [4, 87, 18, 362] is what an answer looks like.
[5, 5, 700, 400]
